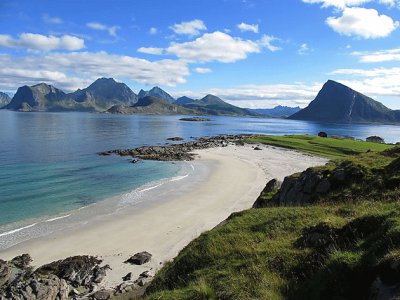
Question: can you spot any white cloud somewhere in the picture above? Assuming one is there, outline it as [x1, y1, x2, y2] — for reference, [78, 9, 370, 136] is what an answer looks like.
[326, 7, 399, 38]
[170, 19, 207, 36]
[137, 47, 164, 55]
[42, 14, 63, 24]
[0, 51, 190, 91]
[298, 43, 312, 54]
[379, 0, 400, 7]
[237, 22, 259, 33]
[329, 67, 400, 101]
[86, 22, 120, 37]
[194, 67, 212, 73]
[352, 48, 400, 62]
[149, 27, 158, 34]
[0, 33, 85, 51]
[166, 31, 260, 63]
[258, 35, 281, 52]
[172, 82, 322, 108]
[302, 0, 372, 9]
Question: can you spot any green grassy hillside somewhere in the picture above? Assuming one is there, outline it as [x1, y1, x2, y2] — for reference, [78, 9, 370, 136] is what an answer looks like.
[142, 136, 400, 300]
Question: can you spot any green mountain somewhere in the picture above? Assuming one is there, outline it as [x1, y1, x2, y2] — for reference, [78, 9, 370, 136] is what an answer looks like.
[0, 92, 11, 107]
[290, 80, 400, 123]
[177, 94, 258, 116]
[107, 96, 196, 115]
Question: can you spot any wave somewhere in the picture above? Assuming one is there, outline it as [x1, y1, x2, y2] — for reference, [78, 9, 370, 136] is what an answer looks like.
[0, 223, 37, 237]
[45, 214, 71, 222]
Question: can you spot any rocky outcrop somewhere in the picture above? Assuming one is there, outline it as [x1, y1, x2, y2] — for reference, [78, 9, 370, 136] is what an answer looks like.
[99, 134, 256, 161]
[252, 179, 282, 208]
[166, 137, 184, 141]
[179, 117, 210, 122]
[0, 255, 109, 299]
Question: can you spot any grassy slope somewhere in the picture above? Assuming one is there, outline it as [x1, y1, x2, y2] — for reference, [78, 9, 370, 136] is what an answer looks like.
[246, 135, 392, 159]
[143, 136, 399, 300]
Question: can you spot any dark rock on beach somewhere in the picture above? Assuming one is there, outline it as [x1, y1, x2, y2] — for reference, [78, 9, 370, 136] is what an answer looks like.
[125, 252, 152, 265]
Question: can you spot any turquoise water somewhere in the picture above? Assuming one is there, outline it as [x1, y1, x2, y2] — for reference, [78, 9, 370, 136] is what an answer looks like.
[0, 110, 399, 248]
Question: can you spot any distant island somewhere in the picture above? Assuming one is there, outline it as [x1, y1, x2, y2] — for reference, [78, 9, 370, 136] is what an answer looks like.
[290, 80, 400, 123]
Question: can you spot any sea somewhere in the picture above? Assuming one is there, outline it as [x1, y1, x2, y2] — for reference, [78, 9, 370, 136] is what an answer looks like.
[1, 110, 400, 250]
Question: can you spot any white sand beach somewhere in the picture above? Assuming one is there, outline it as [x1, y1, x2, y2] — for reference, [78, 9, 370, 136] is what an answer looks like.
[0, 144, 328, 289]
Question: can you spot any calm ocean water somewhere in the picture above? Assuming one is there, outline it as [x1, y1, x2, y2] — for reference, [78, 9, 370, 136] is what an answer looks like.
[0, 110, 399, 248]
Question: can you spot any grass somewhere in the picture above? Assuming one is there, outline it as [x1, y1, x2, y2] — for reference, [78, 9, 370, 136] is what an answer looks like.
[246, 135, 392, 159]
[140, 136, 400, 300]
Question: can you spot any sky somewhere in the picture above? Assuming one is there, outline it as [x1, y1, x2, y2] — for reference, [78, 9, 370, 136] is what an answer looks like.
[0, 0, 399, 109]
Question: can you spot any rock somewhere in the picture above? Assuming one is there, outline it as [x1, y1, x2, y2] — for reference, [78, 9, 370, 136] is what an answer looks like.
[333, 168, 347, 181]
[303, 169, 323, 194]
[131, 159, 140, 163]
[179, 117, 210, 122]
[116, 282, 137, 293]
[125, 252, 152, 265]
[253, 179, 282, 208]
[99, 134, 258, 162]
[4, 275, 69, 300]
[0, 260, 10, 287]
[139, 271, 151, 278]
[254, 146, 262, 150]
[92, 289, 113, 300]
[10, 254, 32, 269]
[366, 136, 385, 143]
[35, 255, 105, 287]
[167, 137, 184, 141]
[318, 131, 328, 138]
[316, 179, 331, 194]
[122, 272, 132, 281]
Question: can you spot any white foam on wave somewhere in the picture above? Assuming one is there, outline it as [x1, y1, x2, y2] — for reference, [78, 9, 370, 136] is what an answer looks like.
[45, 214, 71, 222]
[0, 223, 38, 237]
[118, 163, 194, 206]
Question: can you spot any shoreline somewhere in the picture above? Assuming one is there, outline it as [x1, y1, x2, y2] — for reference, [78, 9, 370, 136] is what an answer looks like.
[0, 144, 327, 290]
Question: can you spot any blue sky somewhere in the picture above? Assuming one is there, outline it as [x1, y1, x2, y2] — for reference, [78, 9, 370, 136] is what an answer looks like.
[0, 0, 399, 108]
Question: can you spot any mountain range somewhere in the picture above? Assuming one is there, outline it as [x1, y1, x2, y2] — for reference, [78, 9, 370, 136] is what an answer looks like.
[3, 78, 399, 122]
[3, 78, 256, 116]
[290, 80, 400, 123]
[248, 105, 301, 118]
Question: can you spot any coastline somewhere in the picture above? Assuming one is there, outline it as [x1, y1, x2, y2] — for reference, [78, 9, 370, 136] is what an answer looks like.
[0, 144, 327, 290]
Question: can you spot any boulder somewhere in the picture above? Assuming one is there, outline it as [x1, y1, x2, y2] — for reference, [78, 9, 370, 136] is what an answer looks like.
[122, 272, 132, 281]
[254, 146, 262, 150]
[125, 252, 152, 265]
[318, 132, 328, 138]
[10, 254, 32, 269]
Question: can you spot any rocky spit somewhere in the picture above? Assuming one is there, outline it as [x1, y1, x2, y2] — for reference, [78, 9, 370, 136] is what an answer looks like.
[98, 134, 258, 162]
